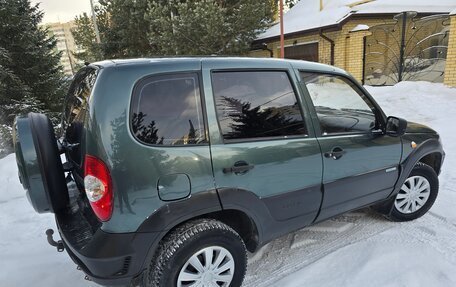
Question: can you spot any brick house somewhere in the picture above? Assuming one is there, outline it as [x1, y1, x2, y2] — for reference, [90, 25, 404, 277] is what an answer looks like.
[250, 0, 456, 87]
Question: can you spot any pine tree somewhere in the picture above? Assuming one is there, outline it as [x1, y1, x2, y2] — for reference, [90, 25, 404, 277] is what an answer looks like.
[0, 0, 66, 156]
[147, 0, 275, 55]
[72, 0, 276, 59]
[72, 12, 104, 63]
[72, 0, 152, 61]
[220, 95, 302, 139]
[285, 0, 300, 9]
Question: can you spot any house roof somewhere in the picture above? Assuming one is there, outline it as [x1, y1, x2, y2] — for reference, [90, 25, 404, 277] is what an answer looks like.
[353, 0, 456, 14]
[257, 0, 456, 41]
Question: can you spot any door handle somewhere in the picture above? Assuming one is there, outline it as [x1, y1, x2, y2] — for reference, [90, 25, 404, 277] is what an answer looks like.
[223, 161, 254, 174]
[324, 147, 346, 160]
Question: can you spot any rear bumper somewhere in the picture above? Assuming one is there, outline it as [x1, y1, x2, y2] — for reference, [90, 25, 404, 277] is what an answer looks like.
[55, 215, 160, 286]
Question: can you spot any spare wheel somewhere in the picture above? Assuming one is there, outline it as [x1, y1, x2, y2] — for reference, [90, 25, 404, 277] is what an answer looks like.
[13, 113, 68, 213]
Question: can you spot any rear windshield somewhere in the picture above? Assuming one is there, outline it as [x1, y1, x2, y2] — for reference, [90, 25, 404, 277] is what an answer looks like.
[62, 67, 98, 166]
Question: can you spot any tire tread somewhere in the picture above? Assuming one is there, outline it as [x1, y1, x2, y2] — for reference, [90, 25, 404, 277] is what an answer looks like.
[144, 219, 247, 287]
[386, 162, 439, 222]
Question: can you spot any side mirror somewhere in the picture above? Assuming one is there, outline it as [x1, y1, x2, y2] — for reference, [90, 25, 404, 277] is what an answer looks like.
[386, 116, 407, 137]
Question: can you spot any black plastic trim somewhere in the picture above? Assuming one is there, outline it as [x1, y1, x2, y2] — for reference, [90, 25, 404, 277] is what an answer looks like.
[217, 187, 319, 246]
[390, 137, 444, 197]
[138, 186, 321, 251]
[317, 166, 398, 221]
[262, 185, 322, 221]
[56, 217, 159, 286]
[137, 189, 222, 232]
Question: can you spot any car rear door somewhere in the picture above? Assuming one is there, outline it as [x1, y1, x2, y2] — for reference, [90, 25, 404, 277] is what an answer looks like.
[202, 59, 323, 239]
[297, 70, 402, 221]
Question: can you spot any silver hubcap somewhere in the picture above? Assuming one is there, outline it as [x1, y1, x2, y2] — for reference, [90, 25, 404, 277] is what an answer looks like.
[177, 246, 235, 287]
[394, 175, 431, 214]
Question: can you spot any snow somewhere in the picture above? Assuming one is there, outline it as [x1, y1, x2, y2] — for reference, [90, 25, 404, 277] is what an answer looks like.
[354, 0, 456, 14]
[257, 2, 352, 40]
[350, 24, 370, 32]
[1, 81, 456, 286]
[268, 81, 456, 287]
[0, 154, 95, 287]
[257, 0, 456, 40]
[275, 228, 456, 287]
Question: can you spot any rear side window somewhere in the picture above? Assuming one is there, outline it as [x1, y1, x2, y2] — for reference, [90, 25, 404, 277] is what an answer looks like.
[212, 71, 307, 141]
[130, 73, 207, 146]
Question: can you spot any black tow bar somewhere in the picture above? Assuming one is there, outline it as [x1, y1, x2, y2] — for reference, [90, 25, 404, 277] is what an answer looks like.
[45, 229, 64, 252]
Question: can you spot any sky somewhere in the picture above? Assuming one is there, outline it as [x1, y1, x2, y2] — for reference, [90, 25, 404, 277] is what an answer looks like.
[29, 0, 347, 24]
[30, 0, 93, 24]
[28, 0, 355, 25]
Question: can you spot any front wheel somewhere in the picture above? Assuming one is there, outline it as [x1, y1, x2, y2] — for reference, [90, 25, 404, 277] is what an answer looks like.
[143, 219, 247, 287]
[387, 162, 438, 222]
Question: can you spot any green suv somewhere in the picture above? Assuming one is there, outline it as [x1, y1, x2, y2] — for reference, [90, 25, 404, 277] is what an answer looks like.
[13, 58, 444, 287]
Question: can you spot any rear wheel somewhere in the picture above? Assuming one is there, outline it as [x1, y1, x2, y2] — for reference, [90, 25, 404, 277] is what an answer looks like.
[385, 162, 438, 221]
[143, 219, 247, 287]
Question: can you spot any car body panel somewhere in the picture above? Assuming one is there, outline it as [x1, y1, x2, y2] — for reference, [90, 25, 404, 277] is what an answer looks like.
[202, 59, 323, 228]
[315, 133, 401, 220]
[85, 60, 218, 233]
[291, 64, 402, 220]
[406, 121, 438, 134]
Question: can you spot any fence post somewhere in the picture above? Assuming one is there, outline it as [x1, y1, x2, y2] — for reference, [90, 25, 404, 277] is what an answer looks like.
[444, 10, 456, 87]
[397, 12, 408, 82]
[347, 25, 371, 84]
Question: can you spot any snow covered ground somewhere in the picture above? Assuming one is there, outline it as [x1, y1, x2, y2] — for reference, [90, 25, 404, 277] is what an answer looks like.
[1, 81, 455, 287]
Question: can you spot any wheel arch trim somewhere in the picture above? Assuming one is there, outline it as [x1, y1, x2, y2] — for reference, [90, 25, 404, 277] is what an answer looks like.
[392, 137, 444, 196]
[135, 188, 268, 275]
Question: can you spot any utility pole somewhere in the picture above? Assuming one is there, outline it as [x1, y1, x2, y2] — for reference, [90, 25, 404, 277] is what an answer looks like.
[280, 0, 284, 58]
[90, 0, 101, 44]
[63, 37, 75, 75]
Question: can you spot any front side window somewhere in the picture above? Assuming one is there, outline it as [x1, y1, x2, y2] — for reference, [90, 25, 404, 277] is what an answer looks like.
[130, 73, 206, 145]
[212, 71, 307, 141]
[300, 72, 376, 135]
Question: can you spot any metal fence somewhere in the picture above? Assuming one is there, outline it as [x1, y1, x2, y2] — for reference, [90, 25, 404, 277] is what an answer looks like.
[363, 11, 450, 86]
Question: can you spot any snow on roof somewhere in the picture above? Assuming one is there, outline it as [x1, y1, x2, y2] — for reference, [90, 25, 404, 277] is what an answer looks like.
[257, 1, 352, 40]
[350, 24, 370, 32]
[353, 0, 456, 14]
[257, 0, 456, 40]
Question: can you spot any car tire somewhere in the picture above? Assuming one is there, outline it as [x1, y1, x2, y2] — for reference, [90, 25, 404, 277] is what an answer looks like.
[385, 162, 438, 222]
[143, 219, 247, 287]
[14, 113, 68, 213]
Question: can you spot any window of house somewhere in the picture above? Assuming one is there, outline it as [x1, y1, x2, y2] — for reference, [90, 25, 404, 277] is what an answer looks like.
[212, 71, 307, 141]
[300, 72, 377, 135]
[285, 43, 319, 62]
[130, 73, 206, 145]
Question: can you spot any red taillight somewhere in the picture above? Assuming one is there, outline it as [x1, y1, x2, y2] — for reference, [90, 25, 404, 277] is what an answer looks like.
[84, 155, 113, 221]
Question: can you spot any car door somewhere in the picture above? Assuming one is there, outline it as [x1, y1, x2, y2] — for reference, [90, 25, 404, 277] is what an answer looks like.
[297, 71, 402, 221]
[202, 59, 323, 236]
